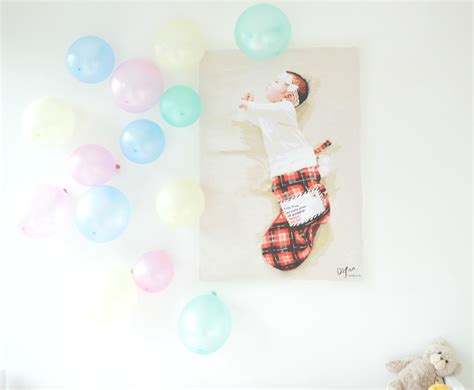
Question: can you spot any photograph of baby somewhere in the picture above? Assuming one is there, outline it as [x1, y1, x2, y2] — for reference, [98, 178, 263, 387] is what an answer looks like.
[237, 71, 332, 271]
[199, 48, 361, 281]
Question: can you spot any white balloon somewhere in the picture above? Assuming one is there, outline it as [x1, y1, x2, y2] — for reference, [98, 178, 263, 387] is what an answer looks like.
[22, 96, 75, 145]
[156, 177, 205, 226]
[154, 21, 205, 70]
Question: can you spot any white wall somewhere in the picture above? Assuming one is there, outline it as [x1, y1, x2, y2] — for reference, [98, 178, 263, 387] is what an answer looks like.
[0, 1, 472, 389]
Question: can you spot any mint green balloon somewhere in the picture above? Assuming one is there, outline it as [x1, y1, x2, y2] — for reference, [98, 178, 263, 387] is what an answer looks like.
[178, 292, 232, 354]
[234, 3, 291, 60]
[160, 85, 201, 127]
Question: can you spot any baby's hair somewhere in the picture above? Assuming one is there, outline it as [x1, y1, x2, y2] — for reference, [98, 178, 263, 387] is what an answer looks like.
[286, 70, 309, 106]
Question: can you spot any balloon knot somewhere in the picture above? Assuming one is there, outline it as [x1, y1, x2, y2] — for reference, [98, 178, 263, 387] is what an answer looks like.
[63, 188, 68, 194]
[115, 164, 121, 170]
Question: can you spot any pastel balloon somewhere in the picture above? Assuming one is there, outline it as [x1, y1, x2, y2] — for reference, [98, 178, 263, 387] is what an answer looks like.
[132, 250, 174, 293]
[120, 119, 166, 164]
[99, 270, 139, 321]
[160, 85, 201, 127]
[111, 59, 163, 113]
[19, 184, 72, 238]
[154, 20, 205, 70]
[235, 3, 291, 60]
[156, 177, 205, 226]
[76, 186, 130, 243]
[21, 97, 75, 145]
[178, 292, 232, 354]
[67, 36, 115, 83]
[70, 144, 120, 186]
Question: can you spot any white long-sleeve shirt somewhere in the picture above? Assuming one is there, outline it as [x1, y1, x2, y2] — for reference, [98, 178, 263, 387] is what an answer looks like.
[235, 100, 317, 177]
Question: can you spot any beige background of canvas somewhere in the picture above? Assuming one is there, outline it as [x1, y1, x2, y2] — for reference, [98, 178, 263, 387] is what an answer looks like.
[199, 48, 362, 280]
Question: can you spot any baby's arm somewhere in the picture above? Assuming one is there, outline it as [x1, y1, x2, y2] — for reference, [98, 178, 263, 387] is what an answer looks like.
[240, 100, 294, 124]
[240, 100, 281, 112]
[235, 91, 259, 125]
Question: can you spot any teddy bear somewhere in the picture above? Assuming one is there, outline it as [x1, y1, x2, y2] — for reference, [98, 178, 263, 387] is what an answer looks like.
[386, 338, 462, 390]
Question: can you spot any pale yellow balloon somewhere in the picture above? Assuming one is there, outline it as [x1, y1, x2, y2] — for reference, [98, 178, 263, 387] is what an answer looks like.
[156, 177, 205, 226]
[90, 270, 139, 323]
[21, 96, 75, 145]
[154, 20, 205, 70]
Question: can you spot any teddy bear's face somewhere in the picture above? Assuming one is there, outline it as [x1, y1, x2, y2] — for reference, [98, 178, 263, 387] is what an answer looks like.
[423, 340, 461, 378]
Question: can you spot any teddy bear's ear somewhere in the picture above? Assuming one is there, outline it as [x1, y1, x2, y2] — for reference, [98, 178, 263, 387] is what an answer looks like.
[432, 337, 448, 346]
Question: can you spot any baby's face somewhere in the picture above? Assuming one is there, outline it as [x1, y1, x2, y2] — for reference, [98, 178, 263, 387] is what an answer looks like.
[265, 74, 293, 103]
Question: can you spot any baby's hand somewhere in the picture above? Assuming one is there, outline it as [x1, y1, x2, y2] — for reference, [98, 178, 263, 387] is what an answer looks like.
[239, 91, 253, 109]
[241, 91, 254, 101]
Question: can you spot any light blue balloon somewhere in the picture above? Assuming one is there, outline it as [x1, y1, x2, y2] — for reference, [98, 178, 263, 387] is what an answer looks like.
[178, 292, 232, 354]
[75, 186, 130, 243]
[234, 3, 291, 60]
[160, 85, 201, 127]
[67, 36, 115, 83]
[121, 119, 166, 164]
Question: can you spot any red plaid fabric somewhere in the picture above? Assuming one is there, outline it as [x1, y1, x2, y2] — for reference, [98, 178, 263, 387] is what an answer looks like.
[261, 140, 331, 271]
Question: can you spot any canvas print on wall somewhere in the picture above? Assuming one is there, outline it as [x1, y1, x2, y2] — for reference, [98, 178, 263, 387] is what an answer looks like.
[199, 48, 361, 281]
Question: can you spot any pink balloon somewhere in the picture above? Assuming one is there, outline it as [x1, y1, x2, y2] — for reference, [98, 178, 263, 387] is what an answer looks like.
[111, 59, 163, 113]
[19, 184, 72, 238]
[132, 250, 174, 293]
[70, 144, 119, 186]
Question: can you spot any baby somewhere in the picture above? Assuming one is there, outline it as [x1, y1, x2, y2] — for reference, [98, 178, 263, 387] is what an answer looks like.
[236, 71, 331, 271]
